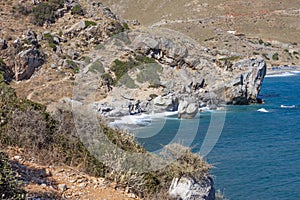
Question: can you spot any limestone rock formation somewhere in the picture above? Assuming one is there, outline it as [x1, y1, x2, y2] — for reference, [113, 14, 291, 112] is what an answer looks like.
[178, 100, 199, 119]
[222, 58, 267, 104]
[168, 176, 215, 200]
[87, 29, 267, 119]
[14, 48, 44, 80]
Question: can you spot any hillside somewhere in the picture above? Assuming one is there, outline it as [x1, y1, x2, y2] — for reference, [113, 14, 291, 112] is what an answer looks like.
[0, 0, 298, 199]
[104, 0, 300, 66]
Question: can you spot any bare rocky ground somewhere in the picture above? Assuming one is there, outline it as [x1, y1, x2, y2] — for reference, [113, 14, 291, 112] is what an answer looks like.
[5, 147, 139, 200]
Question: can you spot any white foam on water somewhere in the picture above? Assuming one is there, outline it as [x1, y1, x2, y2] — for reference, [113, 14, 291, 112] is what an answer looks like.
[280, 105, 296, 108]
[265, 72, 295, 78]
[257, 108, 269, 113]
[110, 111, 178, 126]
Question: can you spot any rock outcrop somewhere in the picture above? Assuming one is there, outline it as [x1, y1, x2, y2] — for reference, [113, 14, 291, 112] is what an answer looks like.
[168, 176, 215, 200]
[178, 100, 199, 119]
[14, 48, 45, 80]
[222, 58, 267, 104]
[83, 29, 267, 119]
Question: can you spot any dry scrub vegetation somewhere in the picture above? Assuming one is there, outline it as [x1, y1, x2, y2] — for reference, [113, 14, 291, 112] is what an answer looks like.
[0, 68, 210, 199]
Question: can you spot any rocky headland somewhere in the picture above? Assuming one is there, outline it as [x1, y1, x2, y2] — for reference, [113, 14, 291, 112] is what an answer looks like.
[0, 0, 298, 199]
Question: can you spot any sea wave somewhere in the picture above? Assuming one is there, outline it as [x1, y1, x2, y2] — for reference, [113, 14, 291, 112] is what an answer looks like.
[280, 105, 296, 108]
[257, 108, 269, 113]
[110, 111, 178, 127]
[265, 72, 296, 78]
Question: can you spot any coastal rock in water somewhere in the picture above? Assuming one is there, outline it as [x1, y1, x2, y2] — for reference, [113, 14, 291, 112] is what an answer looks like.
[223, 58, 267, 104]
[169, 176, 215, 200]
[178, 100, 198, 119]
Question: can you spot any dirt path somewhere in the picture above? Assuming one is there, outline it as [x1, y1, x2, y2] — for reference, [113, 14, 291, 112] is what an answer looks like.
[7, 147, 139, 200]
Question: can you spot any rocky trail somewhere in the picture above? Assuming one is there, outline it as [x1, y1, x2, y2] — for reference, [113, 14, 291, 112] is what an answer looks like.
[6, 147, 139, 200]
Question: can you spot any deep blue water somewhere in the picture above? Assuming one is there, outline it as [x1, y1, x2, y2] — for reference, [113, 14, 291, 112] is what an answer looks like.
[134, 73, 300, 200]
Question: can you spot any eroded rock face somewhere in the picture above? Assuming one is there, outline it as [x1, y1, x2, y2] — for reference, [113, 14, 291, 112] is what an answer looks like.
[222, 58, 267, 104]
[78, 29, 267, 119]
[168, 176, 215, 200]
[14, 48, 44, 80]
[178, 100, 198, 119]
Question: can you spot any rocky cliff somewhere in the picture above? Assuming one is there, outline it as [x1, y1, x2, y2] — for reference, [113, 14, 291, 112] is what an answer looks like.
[80, 28, 267, 119]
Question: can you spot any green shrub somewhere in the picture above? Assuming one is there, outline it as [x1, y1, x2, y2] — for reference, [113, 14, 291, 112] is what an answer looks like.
[218, 55, 240, 61]
[66, 59, 76, 67]
[71, 4, 84, 16]
[135, 55, 156, 63]
[108, 21, 126, 36]
[32, 0, 64, 26]
[66, 59, 79, 73]
[252, 52, 260, 55]
[111, 59, 137, 84]
[258, 39, 264, 45]
[85, 20, 97, 27]
[43, 33, 56, 51]
[89, 60, 104, 73]
[0, 152, 26, 199]
[272, 52, 279, 60]
[111, 55, 157, 85]
[0, 57, 4, 66]
[122, 22, 129, 30]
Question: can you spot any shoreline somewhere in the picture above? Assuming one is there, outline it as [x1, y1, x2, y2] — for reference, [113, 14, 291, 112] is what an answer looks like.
[266, 65, 300, 77]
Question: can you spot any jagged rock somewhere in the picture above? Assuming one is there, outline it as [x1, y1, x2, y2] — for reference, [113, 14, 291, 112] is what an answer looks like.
[14, 48, 45, 80]
[222, 58, 267, 104]
[64, 20, 87, 37]
[55, 8, 68, 18]
[169, 176, 215, 200]
[23, 30, 38, 46]
[153, 95, 175, 111]
[58, 184, 67, 192]
[84, 29, 267, 119]
[65, 0, 80, 10]
[53, 37, 60, 45]
[178, 100, 198, 119]
[0, 38, 7, 50]
[67, 48, 80, 60]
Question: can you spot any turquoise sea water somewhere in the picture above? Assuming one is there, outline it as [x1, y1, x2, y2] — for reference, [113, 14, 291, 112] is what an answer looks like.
[134, 72, 300, 200]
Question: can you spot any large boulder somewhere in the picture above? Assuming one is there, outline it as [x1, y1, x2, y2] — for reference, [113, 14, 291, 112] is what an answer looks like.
[14, 48, 44, 80]
[169, 176, 215, 200]
[178, 100, 198, 119]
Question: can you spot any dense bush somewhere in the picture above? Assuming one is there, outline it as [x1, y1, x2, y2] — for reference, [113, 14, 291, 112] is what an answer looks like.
[71, 4, 84, 16]
[110, 55, 156, 85]
[32, 0, 65, 26]
[0, 152, 26, 199]
[0, 71, 211, 198]
[85, 20, 97, 27]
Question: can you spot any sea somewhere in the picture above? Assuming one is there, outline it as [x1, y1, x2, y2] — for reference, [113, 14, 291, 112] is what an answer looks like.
[129, 71, 300, 200]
